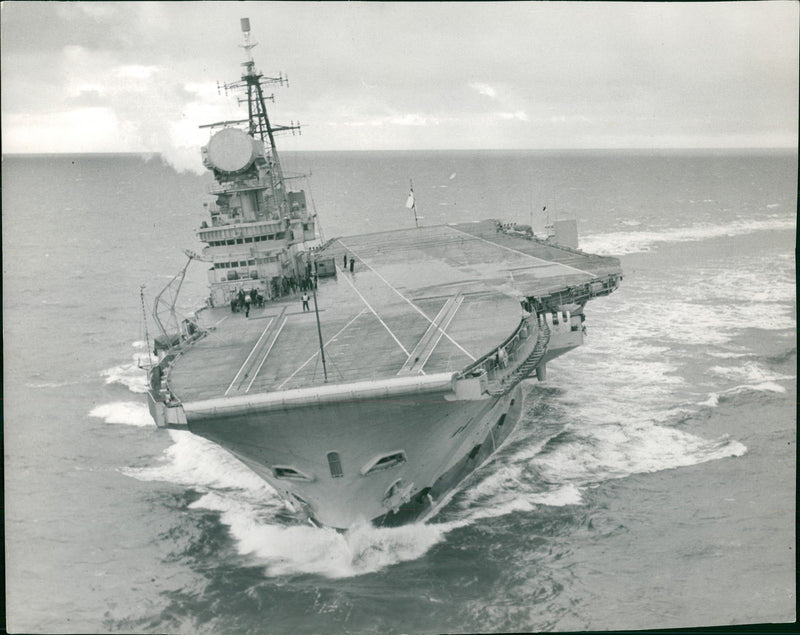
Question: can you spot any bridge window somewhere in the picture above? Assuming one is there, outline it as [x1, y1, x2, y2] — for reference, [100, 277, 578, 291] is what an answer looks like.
[327, 451, 343, 478]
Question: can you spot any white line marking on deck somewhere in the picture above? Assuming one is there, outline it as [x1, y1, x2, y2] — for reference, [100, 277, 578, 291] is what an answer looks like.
[416, 295, 463, 372]
[225, 318, 274, 395]
[446, 225, 595, 277]
[245, 316, 288, 392]
[277, 308, 369, 390]
[337, 267, 411, 357]
[337, 238, 477, 361]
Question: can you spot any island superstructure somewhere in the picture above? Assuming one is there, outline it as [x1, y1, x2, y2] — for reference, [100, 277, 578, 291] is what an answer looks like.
[145, 18, 622, 530]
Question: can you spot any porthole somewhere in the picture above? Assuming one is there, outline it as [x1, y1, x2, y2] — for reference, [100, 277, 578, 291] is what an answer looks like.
[360, 450, 407, 476]
[272, 466, 313, 481]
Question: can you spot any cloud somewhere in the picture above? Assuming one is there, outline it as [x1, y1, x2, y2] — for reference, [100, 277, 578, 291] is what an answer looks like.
[327, 113, 443, 128]
[469, 82, 497, 98]
[113, 64, 162, 81]
[1, 2, 797, 152]
[496, 111, 529, 122]
[388, 113, 437, 127]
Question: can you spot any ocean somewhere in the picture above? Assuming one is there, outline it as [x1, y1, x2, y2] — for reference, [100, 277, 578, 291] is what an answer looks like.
[3, 149, 796, 633]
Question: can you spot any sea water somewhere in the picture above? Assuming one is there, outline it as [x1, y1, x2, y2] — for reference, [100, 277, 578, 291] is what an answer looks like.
[3, 150, 795, 633]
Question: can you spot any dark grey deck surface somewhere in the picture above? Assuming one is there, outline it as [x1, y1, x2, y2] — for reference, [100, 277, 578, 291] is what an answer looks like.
[167, 221, 621, 402]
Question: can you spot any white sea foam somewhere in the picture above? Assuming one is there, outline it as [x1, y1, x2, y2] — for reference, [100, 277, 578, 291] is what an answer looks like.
[701, 362, 794, 403]
[124, 430, 272, 494]
[700, 380, 789, 408]
[456, 437, 551, 506]
[580, 217, 796, 255]
[101, 343, 152, 394]
[698, 393, 720, 408]
[122, 430, 456, 577]
[530, 483, 584, 506]
[89, 401, 153, 427]
[677, 266, 796, 328]
[709, 361, 794, 385]
[706, 351, 750, 359]
[534, 423, 746, 484]
[190, 491, 451, 578]
[27, 380, 81, 389]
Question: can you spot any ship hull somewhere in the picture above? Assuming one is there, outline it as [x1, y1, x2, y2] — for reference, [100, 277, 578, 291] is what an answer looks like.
[374, 384, 525, 527]
[181, 380, 524, 529]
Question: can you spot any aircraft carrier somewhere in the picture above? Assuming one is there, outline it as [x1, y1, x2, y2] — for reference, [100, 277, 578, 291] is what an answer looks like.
[145, 18, 622, 530]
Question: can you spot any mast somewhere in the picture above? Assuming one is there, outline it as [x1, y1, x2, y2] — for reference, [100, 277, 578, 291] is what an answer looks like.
[311, 276, 328, 383]
[216, 17, 301, 219]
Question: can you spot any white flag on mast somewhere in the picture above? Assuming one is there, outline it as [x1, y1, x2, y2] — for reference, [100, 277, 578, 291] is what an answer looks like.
[405, 187, 415, 210]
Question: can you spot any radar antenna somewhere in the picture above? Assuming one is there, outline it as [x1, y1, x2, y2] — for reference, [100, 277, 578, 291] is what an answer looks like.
[206, 18, 303, 219]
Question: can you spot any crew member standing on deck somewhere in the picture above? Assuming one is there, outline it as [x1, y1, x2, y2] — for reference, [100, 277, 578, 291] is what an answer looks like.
[301, 292, 310, 312]
[349, 257, 355, 273]
[343, 253, 348, 268]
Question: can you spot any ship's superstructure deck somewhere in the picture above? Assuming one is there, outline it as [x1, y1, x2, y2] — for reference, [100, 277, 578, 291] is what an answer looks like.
[166, 221, 621, 403]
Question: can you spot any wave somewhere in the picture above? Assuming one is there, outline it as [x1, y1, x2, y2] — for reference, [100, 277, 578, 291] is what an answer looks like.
[580, 217, 796, 255]
[123, 429, 454, 578]
[697, 362, 795, 407]
[700, 381, 790, 409]
[112, 386, 751, 580]
[445, 407, 745, 524]
[190, 491, 450, 578]
[532, 422, 746, 484]
[124, 429, 271, 492]
[26, 379, 83, 389]
[709, 361, 794, 385]
[89, 401, 154, 427]
[680, 265, 796, 309]
[101, 342, 152, 394]
[117, 418, 590, 578]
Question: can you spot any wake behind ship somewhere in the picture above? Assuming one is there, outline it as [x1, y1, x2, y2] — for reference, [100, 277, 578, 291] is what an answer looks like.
[144, 18, 622, 530]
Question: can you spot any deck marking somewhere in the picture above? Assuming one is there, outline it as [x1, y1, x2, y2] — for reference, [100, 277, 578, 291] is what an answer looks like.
[399, 293, 464, 375]
[225, 317, 274, 395]
[245, 315, 288, 392]
[417, 295, 463, 372]
[337, 238, 477, 362]
[337, 268, 410, 357]
[277, 308, 369, 389]
[445, 225, 595, 277]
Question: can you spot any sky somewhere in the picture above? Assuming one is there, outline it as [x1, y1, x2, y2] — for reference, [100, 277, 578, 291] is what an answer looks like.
[1, 1, 798, 171]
